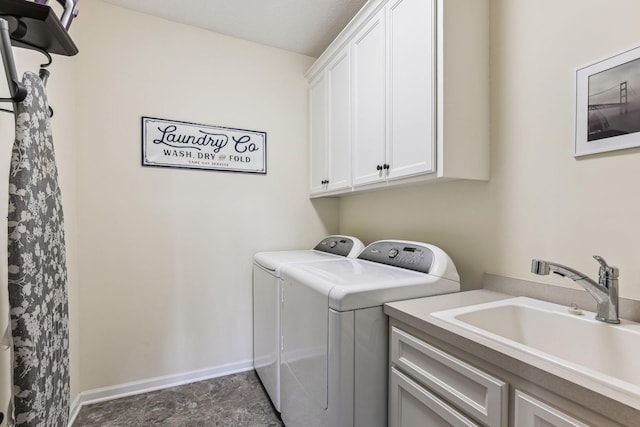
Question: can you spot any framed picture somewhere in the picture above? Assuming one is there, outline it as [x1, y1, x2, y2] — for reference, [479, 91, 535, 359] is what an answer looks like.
[142, 116, 267, 174]
[575, 45, 640, 157]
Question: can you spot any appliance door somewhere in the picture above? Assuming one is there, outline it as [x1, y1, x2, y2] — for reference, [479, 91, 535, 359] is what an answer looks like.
[253, 263, 281, 411]
[282, 274, 329, 412]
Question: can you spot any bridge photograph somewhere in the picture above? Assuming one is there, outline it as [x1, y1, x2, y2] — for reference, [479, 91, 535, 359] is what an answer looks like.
[588, 56, 640, 141]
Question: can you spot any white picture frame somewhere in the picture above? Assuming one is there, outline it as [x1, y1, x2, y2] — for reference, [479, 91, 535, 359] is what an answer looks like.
[575, 45, 640, 157]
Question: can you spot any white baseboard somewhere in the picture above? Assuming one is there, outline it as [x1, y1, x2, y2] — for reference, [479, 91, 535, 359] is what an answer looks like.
[68, 359, 254, 427]
[68, 394, 82, 427]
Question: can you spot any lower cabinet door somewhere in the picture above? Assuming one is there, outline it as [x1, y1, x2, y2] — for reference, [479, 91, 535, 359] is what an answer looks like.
[514, 390, 591, 427]
[391, 326, 507, 426]
[389, 367, 480, 427]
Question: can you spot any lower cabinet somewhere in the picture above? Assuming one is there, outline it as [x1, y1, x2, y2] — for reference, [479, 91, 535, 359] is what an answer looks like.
[514, 391, 590, 427]
[389, 322, 607, 427]
[389, 366, 479, 427]
[389, 325, 506, 427]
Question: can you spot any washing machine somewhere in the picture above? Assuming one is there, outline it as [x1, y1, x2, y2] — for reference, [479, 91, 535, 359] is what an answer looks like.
[252, 235, 364, 412]
[279, 240, 460, 427]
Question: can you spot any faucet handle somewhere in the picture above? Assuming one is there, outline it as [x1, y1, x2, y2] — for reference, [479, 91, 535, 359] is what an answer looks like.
[593, 255, 619, 279]
[593, 255, 609, 268]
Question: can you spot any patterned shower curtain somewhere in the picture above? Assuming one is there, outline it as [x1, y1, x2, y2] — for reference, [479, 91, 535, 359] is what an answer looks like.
[7, 72, 69, 427]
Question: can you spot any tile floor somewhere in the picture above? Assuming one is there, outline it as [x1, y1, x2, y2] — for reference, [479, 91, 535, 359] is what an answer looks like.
[72, 370, 283, 427]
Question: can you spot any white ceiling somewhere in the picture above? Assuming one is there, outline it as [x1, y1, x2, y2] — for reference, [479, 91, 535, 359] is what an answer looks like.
[99, 0, 368, 57]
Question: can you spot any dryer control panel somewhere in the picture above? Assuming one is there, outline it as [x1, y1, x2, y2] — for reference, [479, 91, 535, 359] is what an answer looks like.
[358, 241, 434, 274]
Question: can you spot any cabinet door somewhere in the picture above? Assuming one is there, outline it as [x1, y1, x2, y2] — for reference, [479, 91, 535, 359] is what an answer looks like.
[389, 367, 480, 427]
[351, 10, 387, 187]
[309, 74, 328, 194]
[326, 50, 351, 191]
[391, 326, 507, 427]
[514, 391, 591, 427]
[386, 0, 436, 180]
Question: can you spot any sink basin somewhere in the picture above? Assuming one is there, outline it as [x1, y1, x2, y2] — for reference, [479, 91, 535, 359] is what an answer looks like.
[431, 297, 640, 400]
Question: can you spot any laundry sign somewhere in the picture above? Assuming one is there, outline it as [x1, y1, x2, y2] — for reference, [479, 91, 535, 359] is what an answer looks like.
[141, 116, 267, 174]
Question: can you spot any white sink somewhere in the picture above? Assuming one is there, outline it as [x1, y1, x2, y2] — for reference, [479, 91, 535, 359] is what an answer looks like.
[431, 297, 640, 400]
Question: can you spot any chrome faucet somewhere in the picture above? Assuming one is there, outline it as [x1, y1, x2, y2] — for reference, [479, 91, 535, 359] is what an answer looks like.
[531, 256, 620, 324]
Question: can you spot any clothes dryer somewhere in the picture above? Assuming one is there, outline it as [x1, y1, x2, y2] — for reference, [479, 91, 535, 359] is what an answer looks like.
[252, 235, 364, 412]
[280, 240, 460, 427]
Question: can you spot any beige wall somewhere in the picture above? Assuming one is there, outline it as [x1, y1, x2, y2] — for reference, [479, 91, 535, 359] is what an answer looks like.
[490, 0, 640, 298]
[0, 44, 80, 423]
[340, 181, 496, 289]
[342, 0, 640, 300]
[73, 0, 338, 392]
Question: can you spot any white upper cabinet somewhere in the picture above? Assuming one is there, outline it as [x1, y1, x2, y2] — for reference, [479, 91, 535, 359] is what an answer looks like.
[386, 0, 435, 180]
[309, 48, 352, 195]
[327, 50, 352, 192]
[307, 0, 489, 197]
[309, 73, 328, 195]
[352, 10, 386, 187]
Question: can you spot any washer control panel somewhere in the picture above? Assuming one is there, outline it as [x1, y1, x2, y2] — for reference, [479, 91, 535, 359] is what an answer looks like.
[314, 236, 360, 257]
[358, 241, 434, 274]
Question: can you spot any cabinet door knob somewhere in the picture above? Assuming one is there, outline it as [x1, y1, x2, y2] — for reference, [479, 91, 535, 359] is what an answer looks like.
[383, 164, 390, 170]
[376, 165, 383, 171]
